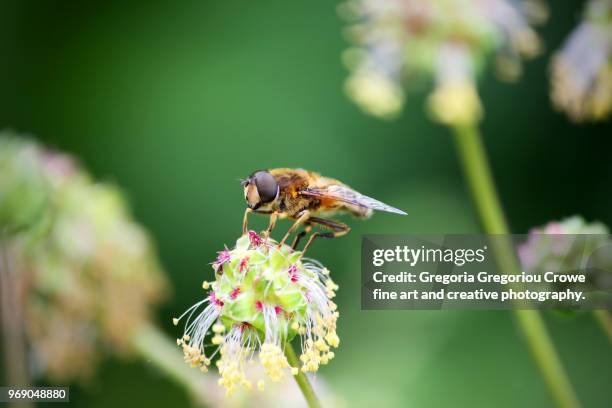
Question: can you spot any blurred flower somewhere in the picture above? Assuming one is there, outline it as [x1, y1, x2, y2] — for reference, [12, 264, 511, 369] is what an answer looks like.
[518, 215, 612, 300]
[550, 0, 612, 122]
[0, 133, 168, 381]
[340, 0, 547, 122]
[175, 232, 339, 396]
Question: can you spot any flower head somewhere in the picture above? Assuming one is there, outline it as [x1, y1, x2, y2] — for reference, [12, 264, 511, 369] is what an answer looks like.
[0, 133, 168, 381]
[341, 0, 547, 122]
[518, 216, 612, 301]
[174, 232, 340, 396]
[550, 0, 612, 122]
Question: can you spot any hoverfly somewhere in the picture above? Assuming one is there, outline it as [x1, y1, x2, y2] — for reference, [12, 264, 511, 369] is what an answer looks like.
[241, 168, 406, 254]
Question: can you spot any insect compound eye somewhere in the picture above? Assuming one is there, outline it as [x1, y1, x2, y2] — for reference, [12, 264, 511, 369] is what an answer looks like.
[252, 171, 278, 203]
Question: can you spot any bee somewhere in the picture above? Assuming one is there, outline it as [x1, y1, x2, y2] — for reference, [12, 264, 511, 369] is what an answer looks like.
[241, 168, 406, 253]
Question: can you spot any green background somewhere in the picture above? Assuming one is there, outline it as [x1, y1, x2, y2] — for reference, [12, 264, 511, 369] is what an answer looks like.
[1, 0, 610, 407]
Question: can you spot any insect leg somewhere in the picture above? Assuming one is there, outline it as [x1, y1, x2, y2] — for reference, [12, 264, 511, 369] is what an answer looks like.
[291, 222, 313, 249]
[264, 211, 280, 241]
[242, 208, 252, 235]
[301, 217, 350, 256]
[279, 210, 310, 247]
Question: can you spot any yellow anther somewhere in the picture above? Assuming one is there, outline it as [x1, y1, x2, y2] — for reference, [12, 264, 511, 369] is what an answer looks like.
[259, 343, 290, 382]
[242, 380, 253, 391]
[325, 332, 340, 348]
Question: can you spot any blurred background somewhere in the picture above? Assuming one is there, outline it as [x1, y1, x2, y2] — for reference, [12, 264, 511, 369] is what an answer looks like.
[0, 0, 611, 407]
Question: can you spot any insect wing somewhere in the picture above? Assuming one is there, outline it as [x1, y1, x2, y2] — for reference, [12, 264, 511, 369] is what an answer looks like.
[301, 185, 407, 215]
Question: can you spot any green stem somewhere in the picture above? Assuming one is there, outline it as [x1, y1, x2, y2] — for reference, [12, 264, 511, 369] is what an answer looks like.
[593, 310, 612, 343]
[285, 343, 322, 408]
[130, 323, 223, 407]
[452, 124, 581, 408]
[0, 239, 32, 408]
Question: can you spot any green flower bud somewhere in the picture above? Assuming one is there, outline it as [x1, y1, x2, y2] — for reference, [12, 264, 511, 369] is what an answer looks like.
[0, 134, 48, 233]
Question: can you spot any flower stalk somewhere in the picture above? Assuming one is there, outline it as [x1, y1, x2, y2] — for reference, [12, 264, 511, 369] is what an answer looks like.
[133, 325, 328, 407]
[451, 124, 581, 408]
[0, 239, 32, 408]
[593, 310, 612, 344]
[285, 343, 322, 408]
[130, 323, 224, 407]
